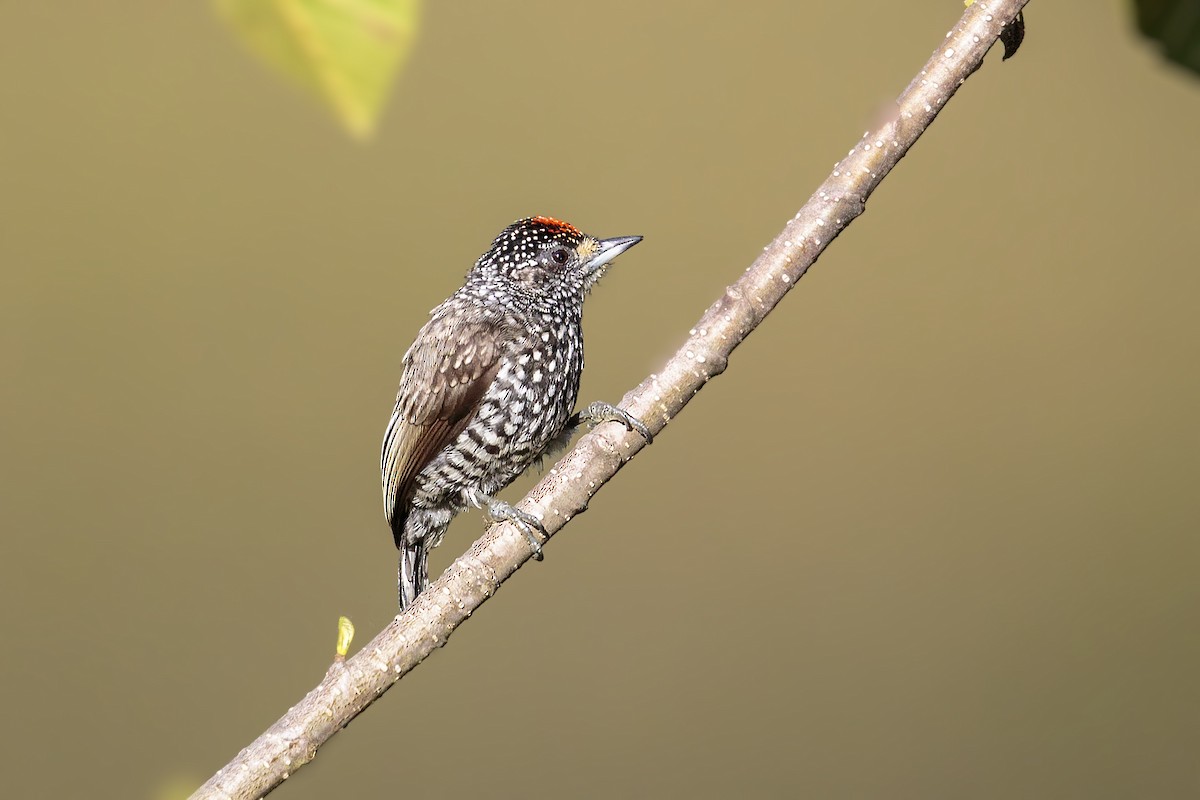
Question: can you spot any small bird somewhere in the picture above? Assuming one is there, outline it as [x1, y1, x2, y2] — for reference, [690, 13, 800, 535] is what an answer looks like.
[381, 216, 650, 610]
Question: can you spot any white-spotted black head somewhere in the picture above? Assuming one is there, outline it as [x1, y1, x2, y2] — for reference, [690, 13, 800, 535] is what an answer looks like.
[469, 216, 641, 309]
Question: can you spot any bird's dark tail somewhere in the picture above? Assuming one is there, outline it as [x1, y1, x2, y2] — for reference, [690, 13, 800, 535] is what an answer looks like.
[398, 543, 429, 611]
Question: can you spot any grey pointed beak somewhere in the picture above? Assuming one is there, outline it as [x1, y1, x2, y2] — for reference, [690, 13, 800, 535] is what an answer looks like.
[584, 235, 642, 275]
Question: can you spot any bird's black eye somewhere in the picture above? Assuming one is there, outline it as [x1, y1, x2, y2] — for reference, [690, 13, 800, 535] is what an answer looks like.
[550, 248, 570, 266]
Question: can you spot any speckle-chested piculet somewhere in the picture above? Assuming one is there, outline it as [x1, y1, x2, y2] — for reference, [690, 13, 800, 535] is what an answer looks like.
[381, 216, 650, 610]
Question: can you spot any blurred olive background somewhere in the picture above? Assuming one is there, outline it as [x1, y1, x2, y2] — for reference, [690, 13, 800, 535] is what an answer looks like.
[3, 2, 1198, 798]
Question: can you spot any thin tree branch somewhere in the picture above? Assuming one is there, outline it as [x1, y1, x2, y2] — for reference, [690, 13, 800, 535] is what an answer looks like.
[192, 2, 1031, 796]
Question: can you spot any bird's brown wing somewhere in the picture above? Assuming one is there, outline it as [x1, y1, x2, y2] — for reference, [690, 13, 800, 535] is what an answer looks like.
[382, 312, 505, 547]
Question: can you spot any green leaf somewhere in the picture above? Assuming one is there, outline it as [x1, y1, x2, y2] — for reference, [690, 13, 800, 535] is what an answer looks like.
[1134, 0, 1200, 77]
[215, 0, 421, 139]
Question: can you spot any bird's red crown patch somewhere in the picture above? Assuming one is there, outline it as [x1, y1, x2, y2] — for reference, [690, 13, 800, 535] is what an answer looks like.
[529, 216, 582, 237]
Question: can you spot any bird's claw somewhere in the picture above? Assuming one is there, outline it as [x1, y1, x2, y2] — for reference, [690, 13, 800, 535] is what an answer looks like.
[487, 500, 547, 561]
[580, 401, 654, 445]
